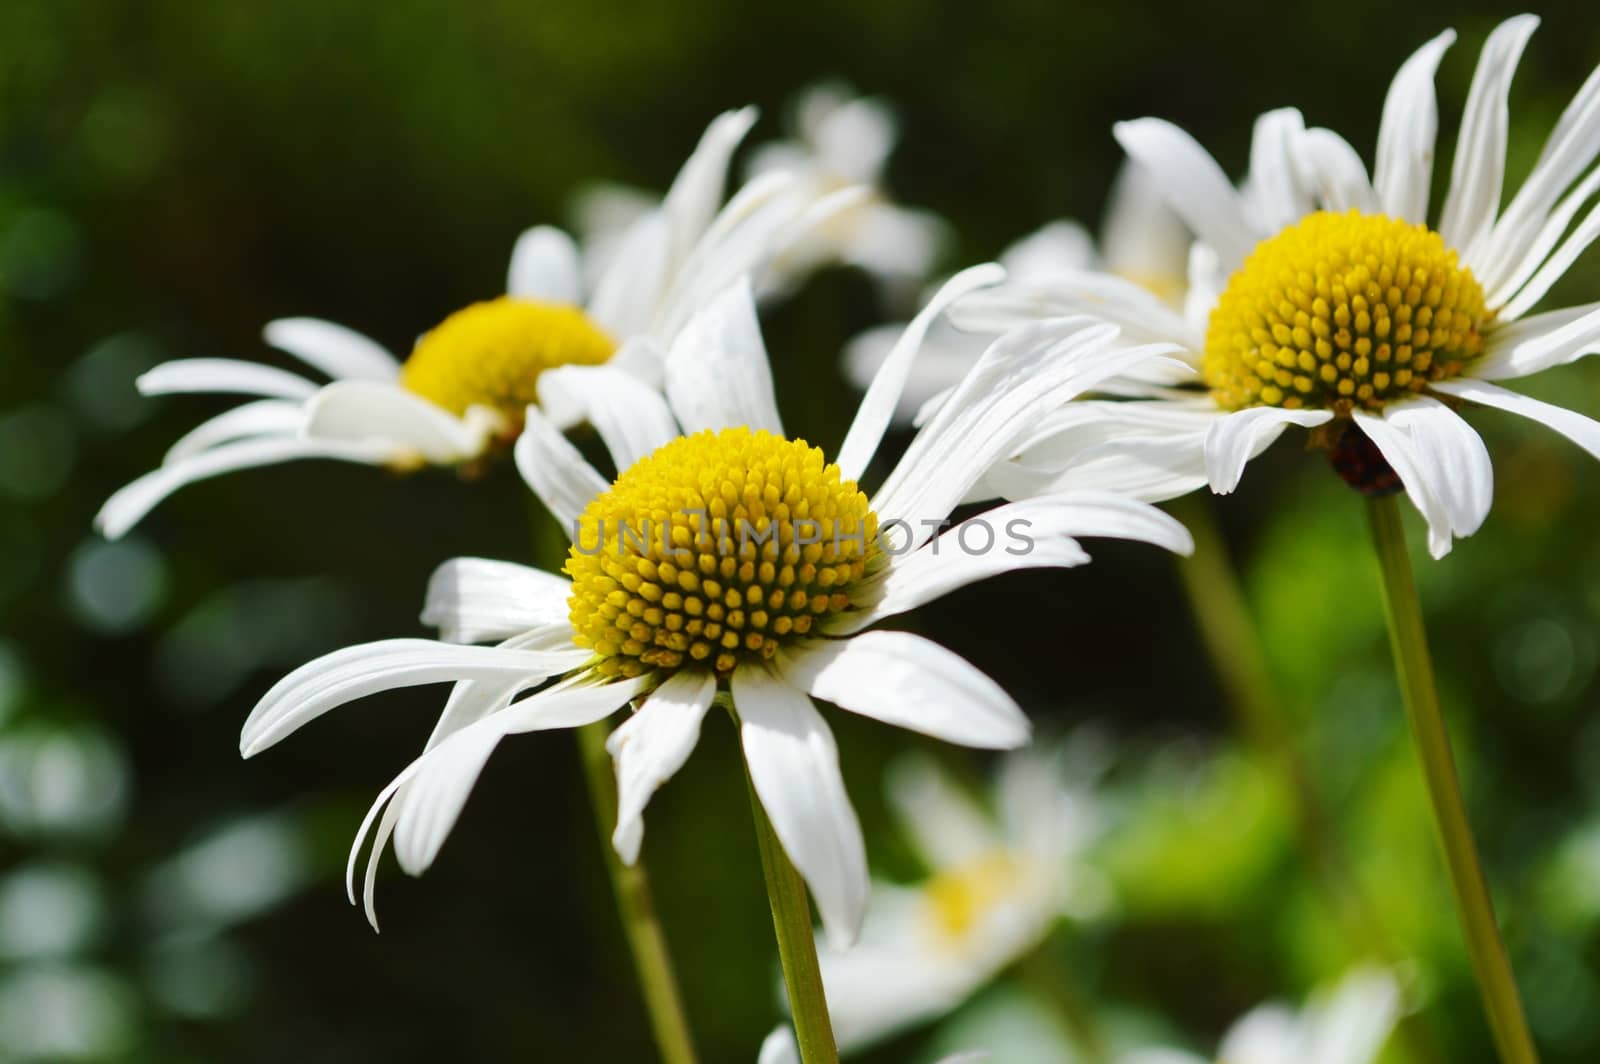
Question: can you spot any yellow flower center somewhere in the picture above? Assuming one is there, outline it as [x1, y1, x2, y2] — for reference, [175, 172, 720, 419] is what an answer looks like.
[922, 851, 1024, 940]
[1203, 210, 1490, 414]
[399, 296, 615, 418]
[566, 428, 880, 679]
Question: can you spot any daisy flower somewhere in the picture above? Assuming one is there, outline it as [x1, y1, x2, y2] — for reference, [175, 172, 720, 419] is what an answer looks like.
[96, 107, 842, 539]
[816, 745, 1111, 1051]
[1124, 967, 1400, 1064]
[845, 160, 1189, 423]
[743, 82, 950, 298]
[235, 265, 1193, 946]
[965, 15, 1600, 557]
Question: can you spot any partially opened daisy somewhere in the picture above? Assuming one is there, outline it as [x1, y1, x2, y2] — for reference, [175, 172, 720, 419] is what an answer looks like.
[743, 82, 950, 298]
[96, 107, 841, 538]
[1123, 967, 1400, 1064]
[846, 160, 1190, 423]
[236, 264, 1191, 1052]
[965, 15, 1600, 559]
[815, 745, 1110, 1051]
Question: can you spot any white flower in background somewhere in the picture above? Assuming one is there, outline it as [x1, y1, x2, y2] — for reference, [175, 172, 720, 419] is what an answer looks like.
[236, 265, 1193, 945]
[1123, 967, 1401, 1064]
[964, 15, 1600, 557]
[744, 82, 951, 299]
[846, 160, 1190, 423]
[758, 1023, 987, 1064]
[817, 744, 1111, 1051]
[97, 108, 844, 539]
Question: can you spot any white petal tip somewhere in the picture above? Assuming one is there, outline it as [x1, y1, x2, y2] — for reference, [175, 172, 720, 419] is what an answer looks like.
[612, 823, 643, 867]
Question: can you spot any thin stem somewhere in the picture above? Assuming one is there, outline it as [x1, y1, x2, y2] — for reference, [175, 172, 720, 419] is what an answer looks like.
[1367, 494, 1539, 1064]
[530, 504, 698, 1064]
[1169, 495, 1394, 960]
[576, 720, 700, 1064]
[745, 767, 839, 1064]
[1016, 941, 1109, 1063]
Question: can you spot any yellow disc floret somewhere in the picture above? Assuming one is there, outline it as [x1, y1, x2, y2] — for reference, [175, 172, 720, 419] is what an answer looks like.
[400, 296, 615, 418]
[567, 428, 879, 679]
[922, 851, 1024, 941]
[1203, 210, 1490, 413]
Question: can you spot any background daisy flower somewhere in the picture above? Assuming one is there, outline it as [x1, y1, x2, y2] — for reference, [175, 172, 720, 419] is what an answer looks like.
[845, 159, 1190, 425]
[964, 15, 1600, 557]
[1122, 967, 1400, 1064]
[95, 108, 845, 539]
[743, 82, 951, 302]
[815, 745, 1110, 1052]
[234, 265, 1193, 947]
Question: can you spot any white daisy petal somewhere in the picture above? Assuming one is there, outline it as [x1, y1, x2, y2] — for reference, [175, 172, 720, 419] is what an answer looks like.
[1295, 127, 1380, 214]
[1099, 159, 1192, 286]
[1374, 30, 1455, 221]
[834, 203, 950, 283]
[813, 95, 897, 183]
[589, 212, 671, 339]
[608, 670, 718, 864]
[1354, 398, 1493, 558]
[734, 666, 869, 949]
[1246, 108, 1312, 231]
[163, 399, 306, 463]
[506, 225, 582, 305]
[664, 278, 783, 436]
[873, 318, 1184, 550]
[836, 263, 1005, 481]
[778, 631, 1030, 750]
[1438, 15, 1541, 259]
[538, 363, 679, 469]
[952, 271, 1200, 350]
[304, 379, 490, 464]
[1485, 163, 1600, 311]
[1203, 407, 1334, 494]
[758, 1026, 800, 1064]
[420, 649, 550, 754]
[347, 768, 416, 927]
[262, 318, 401, 381]
[1473, 302, 1600, 378]
[95, 435, 395, 540]
[513, 405, 610, 538]
[662, 106, 760, 267]
[391, 716, 513, 876]
[884, 754, 995, 868]
[1000, 220, 1096, 277]
[239, 639, 588, 757]
[1305, 968, 1401, 1064]
[831, 492, 1189, 634]
[137, 358, 320, 401]
[843, 322, 976, 424]
[1113, 118, 1257, 267]
[420, 558, 574, 644]
[1497, 195, 1600, 321]
[1479, 67, 1600, 295]
[392, 677, 645, 875]
[1217, 1004, 1304, 1064]
[1434, 377, 1600, 461]
[662, 173, 850, 339]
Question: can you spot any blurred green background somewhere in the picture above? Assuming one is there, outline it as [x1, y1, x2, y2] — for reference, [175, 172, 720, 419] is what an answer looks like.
[4, 1, 1600, 1061]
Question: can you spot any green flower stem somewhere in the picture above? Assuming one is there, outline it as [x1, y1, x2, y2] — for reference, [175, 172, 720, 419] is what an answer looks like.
[1367, 494, 1539, 1064]
[530, 502, 698, 1064]
[1169, 495, 1394, 960]
[575, 721, 700, 1064]
[745, 766, 840, 1064]
[1016, 942, 1109, 1064]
